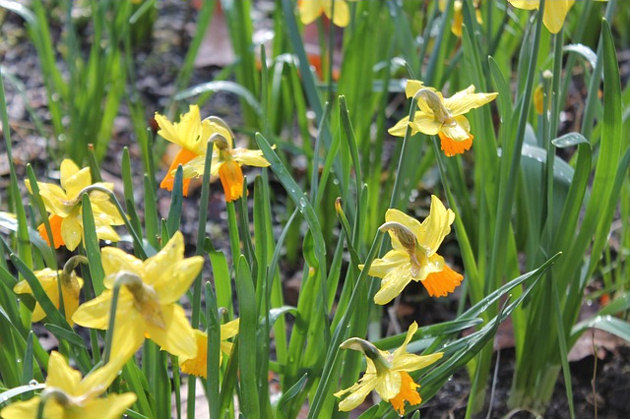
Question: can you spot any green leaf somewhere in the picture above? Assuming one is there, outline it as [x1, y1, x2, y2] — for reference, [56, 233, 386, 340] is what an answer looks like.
[81, 196, 105, 295]
[166, 166, 183, 236]
[175, 81, 261, 116]
[236, 256, 259, 418]
[563, 43, 597, 69]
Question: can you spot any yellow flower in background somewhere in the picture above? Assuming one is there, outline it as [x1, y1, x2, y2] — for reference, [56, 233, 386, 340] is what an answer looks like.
[389, 80, 497, 157]
[13, 268, 83, 326]
[72, 231, 202, 361]
[155, 105, 215, 196]
[334, 322, 443, 415]
[508, 0, 577, 34]
[361, 195, 463, 305]
[0, 351, 135, 419]
[438, 0, 483, 37]
[298, 0, 357, 28]
[180, 318, 240, 378]
[180, 119, 270, 203]
[25, 159, 124, 251]
[155, 106, 270, 201]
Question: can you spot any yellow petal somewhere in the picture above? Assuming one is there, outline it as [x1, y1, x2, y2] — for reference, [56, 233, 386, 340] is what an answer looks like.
[46, 351, 82, 394]
[392, 321, 418, 361]
[543, 0, 574, 34]
[231, 148, 270, 167]
[0, 397, 46, 419]
[61, 212, 83, 251]
[109, 307, 146, 361]
[145, 303, 197, 359]
[144, 231, 185, 285]
[373, 262, 415, 305]
[392, 352, 443, 373]
[508, 0, 539, 10]
[221, 318, 240, 340]
[157, 257, 203, 305]
[94, 224, 121, 243]
[404, 80, 425, 99]
[374, 370, 402, 401]
[101, 247, 144, 284]
[77, 360, 128, 399]
[72, 290, 116, 329]
[443, 86, 498, 116]
[61, 161, 92, 199]
[366, 250, 409, 279]
[335, 375, 378, 412]
[417, 195, 455, 255]
[324, 0, 350, 27]
[27, 180, 71, 216]
[298, 0, 323, 25]
[80, 393, 137, 419]
[411, 113, 443, 136]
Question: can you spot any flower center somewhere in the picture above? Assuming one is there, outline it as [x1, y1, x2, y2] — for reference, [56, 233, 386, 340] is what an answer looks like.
[388, 371, 422, 415]
[121, 275, 165, 329]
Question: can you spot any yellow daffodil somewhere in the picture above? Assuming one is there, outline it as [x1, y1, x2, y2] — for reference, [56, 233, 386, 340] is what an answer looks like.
[180, 318, 240, 378]
[13, 268, 83, 326]
[155, 106, 269, 201]
[334, 322, 443, 415]
[0, 351, 136, 419]
[72, 231, 203, 361]
[179, 118, 270, 203]
[508, 0, 575, 34]
[360, 195, 463, 305]
[438, 0, 483, 37]
[25, 159, 124, 251]
[389, 80, 497, 157]
[298, 0, 357, 28]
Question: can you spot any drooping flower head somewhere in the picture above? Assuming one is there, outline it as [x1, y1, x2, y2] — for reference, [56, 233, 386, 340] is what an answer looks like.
[438, 0, 483, 37]
[179, 117, 270, 202]
[0, 351, 136, 419]
[334, 322, 443, 415]
[389, 80, 498, 156]
[360, 195, 463, 305]
[155, 106, 270, 201]
[180, 318, 240, 378]
[298, 0, 355, 28]
[25, 159, 124, 251]
[72, 231, 203, 361]
[13, 267, 83, 326]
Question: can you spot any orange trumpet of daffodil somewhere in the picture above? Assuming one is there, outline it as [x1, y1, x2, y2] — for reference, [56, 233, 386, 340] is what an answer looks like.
[360, 195, 463, 305]
[298, 0, 358, 28]
[180, 318, 239, 378]
[13, 267, 83, 326]
[0, 352, 135, 419]
[25, 159, 124, 251]
[334, 322, 443, 415]
[389, 80, 497, 157]
[72, 231, 202, 361]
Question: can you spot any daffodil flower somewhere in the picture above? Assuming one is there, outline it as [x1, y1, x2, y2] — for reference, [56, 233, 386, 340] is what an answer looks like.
[0, 351, 136, 419]
[389, 80, 498, 156]
[508, 0, 576, 34]
[298, 0, 356, 28]
[72, 231, 203, 361]
[155, 106, 269, 201]
[13, 267, 83, 326]
[25, 159, 124, 251]
[179, 118, 270, 202]
[180, 318, 239, 378]
[438, 0, 482, 37]
[334, 322, 443, 415]
[360, 195, 463, 305]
